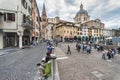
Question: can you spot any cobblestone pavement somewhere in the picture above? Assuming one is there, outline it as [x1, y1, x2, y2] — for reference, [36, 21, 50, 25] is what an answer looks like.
[55, 43, 120, 80]
[0, 43, 46, 80]
[0, 48, 20, 56]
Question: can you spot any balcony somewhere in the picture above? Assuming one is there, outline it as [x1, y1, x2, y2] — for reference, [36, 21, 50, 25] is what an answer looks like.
[22, 16, 34, 29]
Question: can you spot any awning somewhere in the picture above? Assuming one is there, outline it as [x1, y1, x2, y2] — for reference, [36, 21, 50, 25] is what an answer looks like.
[77, 36, 81, 38]
[82, 36, 84, 38]
[82, 36, 84, 40]
[77, 36, 81, 40]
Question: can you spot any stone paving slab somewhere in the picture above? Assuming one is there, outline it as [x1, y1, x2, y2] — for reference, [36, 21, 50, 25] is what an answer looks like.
[54, 47, 67, 58]
[56, 43, 120, 80]
[0, 48, 20, 56]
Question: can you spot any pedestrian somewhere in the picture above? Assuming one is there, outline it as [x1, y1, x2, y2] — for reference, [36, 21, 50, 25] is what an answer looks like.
[67, 45, 71, 54]
[82, 44, 85, 52]
[107, 50, 111, 60]
[45, 52, 56, 63]
[77, 43, 81, 52]
[101, 46, 103, 51]
[55, 41, 58, 46]
[102, 50, 106, 60]
[86, 45, 91, 54]
[79, 43, 81, 52]
[111, 47, 116, 56]
[97, 45, 100, 51]
[37, 61, 46, 80]
[117, 47, 120, 54]
[84, 44, 87, 51]
[94, 44, 97, 49]
[46, 45, 52, 53]
[36, 40, 39, 45]
[76, 43, 78, 50]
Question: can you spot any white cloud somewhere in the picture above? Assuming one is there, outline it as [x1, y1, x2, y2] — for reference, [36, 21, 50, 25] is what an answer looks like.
[37, 0, 120, 29]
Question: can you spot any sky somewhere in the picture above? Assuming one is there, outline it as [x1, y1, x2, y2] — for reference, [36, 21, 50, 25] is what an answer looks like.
[36, 0, 120, 29]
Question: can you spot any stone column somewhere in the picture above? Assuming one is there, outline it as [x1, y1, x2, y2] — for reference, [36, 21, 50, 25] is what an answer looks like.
[19, 35, 23, 48]
[0, 33, 3, 49]
[17, 31, 23, 49]
[14, 34, 17, 46]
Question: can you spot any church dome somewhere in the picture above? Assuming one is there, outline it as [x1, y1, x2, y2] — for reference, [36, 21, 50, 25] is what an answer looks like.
[76, 4, 88, 16]
[77, 9, 88, 15]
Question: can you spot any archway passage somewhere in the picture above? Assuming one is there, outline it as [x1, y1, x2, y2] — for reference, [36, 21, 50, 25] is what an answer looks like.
[23, 29, 31, 46]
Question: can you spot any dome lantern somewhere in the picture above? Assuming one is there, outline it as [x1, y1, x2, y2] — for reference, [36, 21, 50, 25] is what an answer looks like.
[76, 3, 88, 17]
[80, 3, 83, 10]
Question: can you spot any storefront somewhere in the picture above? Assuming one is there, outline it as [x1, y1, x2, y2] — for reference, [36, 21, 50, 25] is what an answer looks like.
[4, 32, 18, 47]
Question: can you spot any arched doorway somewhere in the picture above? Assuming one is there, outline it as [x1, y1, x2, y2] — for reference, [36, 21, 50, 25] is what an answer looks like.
[23, 29, 31, 46]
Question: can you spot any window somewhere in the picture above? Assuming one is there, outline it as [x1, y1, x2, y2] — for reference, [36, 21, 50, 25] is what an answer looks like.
[84, 17, 86, 21]
[23, 14, 26, 23]
[4, 13, 6, 21]
[37, 17, 39, 22]
[51, 27, 53, 31]
[22, 0, 27, 9]
[29, 0, 32, 3]
[4, 13, 15, 21]
[7, 13, 15, 21]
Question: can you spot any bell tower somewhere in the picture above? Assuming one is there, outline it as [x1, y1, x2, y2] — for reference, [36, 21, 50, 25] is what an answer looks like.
[41, 3, 47, 22]
[41, 3, 47, 39]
